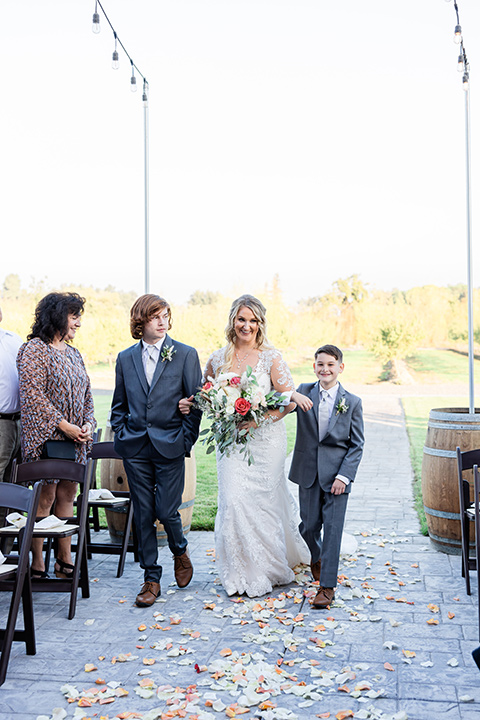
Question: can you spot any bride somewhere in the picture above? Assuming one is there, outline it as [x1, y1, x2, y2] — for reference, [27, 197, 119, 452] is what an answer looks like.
[183, 294, 309, 597]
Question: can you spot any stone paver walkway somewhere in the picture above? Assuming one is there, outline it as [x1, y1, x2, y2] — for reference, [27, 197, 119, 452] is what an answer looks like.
[0, 393, 479, 720]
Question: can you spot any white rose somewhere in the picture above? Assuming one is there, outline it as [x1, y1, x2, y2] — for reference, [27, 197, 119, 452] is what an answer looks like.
[222, 385, 241, 401]
[225, 400, 236, 415]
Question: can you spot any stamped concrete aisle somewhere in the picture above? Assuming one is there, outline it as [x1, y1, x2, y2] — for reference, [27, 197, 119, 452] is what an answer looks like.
[0, 392, 479, 720]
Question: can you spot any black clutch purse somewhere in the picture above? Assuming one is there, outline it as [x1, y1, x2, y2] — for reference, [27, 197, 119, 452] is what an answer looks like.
[41, 439, 76, 461]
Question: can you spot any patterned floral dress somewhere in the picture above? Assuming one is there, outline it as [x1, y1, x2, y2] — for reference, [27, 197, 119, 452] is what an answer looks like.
[17, 338, 95, 466]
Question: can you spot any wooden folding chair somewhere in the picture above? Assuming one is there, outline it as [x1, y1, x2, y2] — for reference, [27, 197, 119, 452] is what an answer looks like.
[456, 446, 480, 596]
[0, 481, 42, 686]
[8, 459, 92, 619]
[85, 441, 137, 578]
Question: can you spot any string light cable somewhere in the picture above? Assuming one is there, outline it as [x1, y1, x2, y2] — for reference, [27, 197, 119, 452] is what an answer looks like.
[445, 0, 470, 88]
[91, 0, 148, 101]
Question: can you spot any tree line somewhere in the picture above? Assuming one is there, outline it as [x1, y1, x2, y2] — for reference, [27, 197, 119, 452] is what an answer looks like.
[1, 273, 478, 374]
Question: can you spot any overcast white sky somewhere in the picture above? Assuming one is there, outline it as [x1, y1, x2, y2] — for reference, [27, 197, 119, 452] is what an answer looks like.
[0, 0, 478, 304]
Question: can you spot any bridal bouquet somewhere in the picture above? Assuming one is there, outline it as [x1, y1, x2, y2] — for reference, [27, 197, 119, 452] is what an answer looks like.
[195, 366, 287, 465]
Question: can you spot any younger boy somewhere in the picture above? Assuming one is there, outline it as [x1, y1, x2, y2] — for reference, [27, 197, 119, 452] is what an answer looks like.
[289, 344, 364, 609]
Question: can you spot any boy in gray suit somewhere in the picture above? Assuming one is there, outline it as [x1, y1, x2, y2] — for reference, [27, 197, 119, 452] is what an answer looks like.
[289, 344, 364, 609]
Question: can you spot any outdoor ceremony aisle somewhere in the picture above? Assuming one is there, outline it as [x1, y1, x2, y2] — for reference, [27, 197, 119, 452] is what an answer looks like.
[0, 393, 479, 719]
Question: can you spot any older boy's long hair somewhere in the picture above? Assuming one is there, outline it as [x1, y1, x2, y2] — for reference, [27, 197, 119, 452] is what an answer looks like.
[219, 294, 273, 373]
[130, 294, 172, 339]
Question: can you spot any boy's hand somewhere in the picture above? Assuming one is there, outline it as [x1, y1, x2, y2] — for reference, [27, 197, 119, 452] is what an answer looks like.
[292, 391, 313, 412]
[331, 478, 347, 495]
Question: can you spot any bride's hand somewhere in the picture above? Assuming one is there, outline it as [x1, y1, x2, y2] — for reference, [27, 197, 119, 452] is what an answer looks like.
[178, 396, 194, 415]
[238, 419, 258, 431]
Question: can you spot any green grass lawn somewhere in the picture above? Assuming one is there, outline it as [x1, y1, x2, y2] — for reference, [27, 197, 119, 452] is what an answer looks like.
[401, 396, 467, 535]
[406, 349, 480, 384]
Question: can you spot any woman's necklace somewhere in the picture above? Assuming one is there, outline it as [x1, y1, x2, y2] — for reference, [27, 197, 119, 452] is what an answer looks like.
[235, 350, 251, 369]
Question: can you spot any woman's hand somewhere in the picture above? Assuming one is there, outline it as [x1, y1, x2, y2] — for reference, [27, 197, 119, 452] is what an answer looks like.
[292, 391, 313, 412]
[79, 422, 93, 442]
[238, 419, 258, 431]
[179, 396, 194, 415]
[58, 419, 88, 442]
[58, 420, 83, 441]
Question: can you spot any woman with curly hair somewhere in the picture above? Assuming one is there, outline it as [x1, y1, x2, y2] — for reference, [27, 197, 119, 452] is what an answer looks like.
[17, 291, 96, 579]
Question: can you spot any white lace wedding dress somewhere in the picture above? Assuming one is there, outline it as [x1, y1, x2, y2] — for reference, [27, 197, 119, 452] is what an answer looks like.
[206, 347, 309, 597]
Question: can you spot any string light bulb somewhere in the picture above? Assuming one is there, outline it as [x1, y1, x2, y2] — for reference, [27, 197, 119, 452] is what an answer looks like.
[457, 54, 464, 72]
[112, 33, 119, 70]
[454, 25, 462, 43]
[142, 80, 148, 107]
[130, 61, 137, 92]
[92, 2, 100, 33]
[463, 72, 469, 90]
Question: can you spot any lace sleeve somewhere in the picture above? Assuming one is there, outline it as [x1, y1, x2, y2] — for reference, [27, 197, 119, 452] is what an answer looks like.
[264, 349, 295, 393]
[202, 347, 226, 382]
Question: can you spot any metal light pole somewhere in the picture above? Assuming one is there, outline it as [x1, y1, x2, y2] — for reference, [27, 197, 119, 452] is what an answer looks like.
[143, 81, 150, 294]
[449, 0, 475, 413]
[464, 79, 475, 413]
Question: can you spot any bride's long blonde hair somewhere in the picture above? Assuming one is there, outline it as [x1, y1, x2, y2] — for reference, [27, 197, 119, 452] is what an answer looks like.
[219, 294, 273, 374]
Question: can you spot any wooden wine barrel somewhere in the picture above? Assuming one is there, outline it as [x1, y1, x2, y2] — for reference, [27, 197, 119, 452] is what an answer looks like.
[101, 425, 197, 546]
[422, 407, 480, 554]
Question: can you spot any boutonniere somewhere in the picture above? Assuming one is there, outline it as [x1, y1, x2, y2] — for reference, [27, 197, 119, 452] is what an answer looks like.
[161, 345, 176, 363]
[335, 397, 349, 415]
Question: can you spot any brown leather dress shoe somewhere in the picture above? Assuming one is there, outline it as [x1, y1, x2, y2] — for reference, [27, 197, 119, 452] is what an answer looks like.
[174, 550, 193, 588]
[135, 581, 160, 607]
[312, 586, 335, 609]
[310, 558, 321, 582]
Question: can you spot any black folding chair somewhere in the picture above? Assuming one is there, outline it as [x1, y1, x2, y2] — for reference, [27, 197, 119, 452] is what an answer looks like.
[473, 464, 480, 641]
[0, 481, 42, 686]
[85, 441, 137, 578]
[456, 446, 480, 596]
[9, 459, 92, 619]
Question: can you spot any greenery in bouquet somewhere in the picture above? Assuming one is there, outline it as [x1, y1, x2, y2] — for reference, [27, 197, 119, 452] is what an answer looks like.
[195, 366, 287, 465]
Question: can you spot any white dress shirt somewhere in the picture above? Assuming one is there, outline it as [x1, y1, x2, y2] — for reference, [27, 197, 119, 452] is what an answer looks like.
[0, 328, 23, 413]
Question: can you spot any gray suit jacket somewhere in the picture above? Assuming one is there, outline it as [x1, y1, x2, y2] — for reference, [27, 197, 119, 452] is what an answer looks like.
[110, 335, 202, 460]
[288, 381, 364, 492]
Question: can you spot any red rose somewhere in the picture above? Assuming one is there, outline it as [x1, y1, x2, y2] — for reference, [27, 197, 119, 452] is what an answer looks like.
[202, 382, 213, 391]
[229, 376, 241, 386]
[235, 397, 251, 416]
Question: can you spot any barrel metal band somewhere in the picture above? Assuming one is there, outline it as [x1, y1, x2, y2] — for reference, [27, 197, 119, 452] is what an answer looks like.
[179, 499, 195, 510]
[427, 530, 461, 546]
[428, 409, 480, 423]
[428, 422, 480, 431]
[423, 504, 460, 521]
[423, 446, 457, 458]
